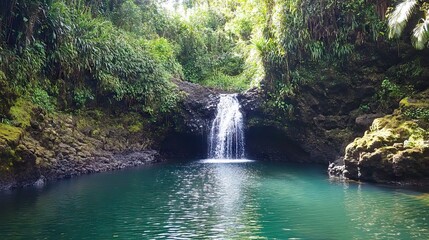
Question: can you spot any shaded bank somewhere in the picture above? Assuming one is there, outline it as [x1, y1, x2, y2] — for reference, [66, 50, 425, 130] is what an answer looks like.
[0, 110, 163, 190]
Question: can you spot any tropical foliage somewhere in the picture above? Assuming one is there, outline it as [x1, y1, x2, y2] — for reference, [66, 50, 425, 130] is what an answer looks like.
[0, 0, 181, 120]
[0, 0, 424, 122]
[388, 0, 429, 49]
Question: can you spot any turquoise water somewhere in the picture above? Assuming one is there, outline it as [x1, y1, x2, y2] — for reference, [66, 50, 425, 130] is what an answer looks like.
[0, 160, 428, 239]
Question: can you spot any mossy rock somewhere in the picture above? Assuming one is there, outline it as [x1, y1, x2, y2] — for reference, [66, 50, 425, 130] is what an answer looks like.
[399, 91, 429, 121]
[0, 146, 20, 172]
[399, 97, 429, 110]
[9, 98, 34, 128]
[128, 122, 143, 133]
[344, 91, 429, 183]
[0, 123, 23, 172]
[0, 123, 22, 146]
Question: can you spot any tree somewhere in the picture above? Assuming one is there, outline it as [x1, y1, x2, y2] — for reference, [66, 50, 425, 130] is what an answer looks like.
[388, 0, 429, 49]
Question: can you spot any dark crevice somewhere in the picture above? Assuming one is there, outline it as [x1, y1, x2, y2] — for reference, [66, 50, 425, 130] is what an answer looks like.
[245, 126, 310, 162]
[160, 131, 207, 160]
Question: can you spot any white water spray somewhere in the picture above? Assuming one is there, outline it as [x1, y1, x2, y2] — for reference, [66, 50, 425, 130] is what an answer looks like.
[208, 94, 245, 159]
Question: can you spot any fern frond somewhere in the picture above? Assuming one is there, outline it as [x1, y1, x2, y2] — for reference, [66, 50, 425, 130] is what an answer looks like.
[412, 17, 429, 49]
[388, 0, 418, 39]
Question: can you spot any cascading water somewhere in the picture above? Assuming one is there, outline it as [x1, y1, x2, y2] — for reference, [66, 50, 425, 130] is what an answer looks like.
[208, 94, 245, 159]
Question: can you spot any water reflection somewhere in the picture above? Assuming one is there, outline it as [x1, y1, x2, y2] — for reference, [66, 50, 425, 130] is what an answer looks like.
[342, 183, 429, 239]
[156, 161, 263, 239]
[0, 161, 428, 239]
[199, 158, 254, 164]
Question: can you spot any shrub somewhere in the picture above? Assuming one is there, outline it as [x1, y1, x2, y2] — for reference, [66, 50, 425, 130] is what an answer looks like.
[31, 87, 56, 112]
[73, 87, 94, 108]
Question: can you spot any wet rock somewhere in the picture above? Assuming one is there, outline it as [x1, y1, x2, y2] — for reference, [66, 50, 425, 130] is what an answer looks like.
[340, 90, 429, 185]
[172, 79, 220, 133]
[355, 114, 384, 128]
[238, 81, 362, 163]
[238, 88, 264, 113]
[33, 176, 46, 188]
[328, 157, 347, 179]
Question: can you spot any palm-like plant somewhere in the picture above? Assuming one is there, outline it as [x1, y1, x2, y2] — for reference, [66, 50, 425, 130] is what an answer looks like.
[388, 0, 429, 49]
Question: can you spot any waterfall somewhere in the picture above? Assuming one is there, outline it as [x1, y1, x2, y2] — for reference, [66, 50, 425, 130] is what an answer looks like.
[209, 94, 245, 159]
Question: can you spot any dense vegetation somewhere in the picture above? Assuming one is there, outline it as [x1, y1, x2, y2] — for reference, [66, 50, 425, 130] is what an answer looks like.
[1, 0, 427, 118]
[0, 0, 428, 185]
[0, 0, 262, 122]
[0, 0, 183, 120]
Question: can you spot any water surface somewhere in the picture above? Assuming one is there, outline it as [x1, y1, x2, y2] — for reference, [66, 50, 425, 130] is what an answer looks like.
[0, 160, 428, 239]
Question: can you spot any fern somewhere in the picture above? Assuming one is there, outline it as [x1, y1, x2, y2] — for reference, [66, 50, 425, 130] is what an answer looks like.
[388, 0, 418, 39]
[412, 16, 429, 49]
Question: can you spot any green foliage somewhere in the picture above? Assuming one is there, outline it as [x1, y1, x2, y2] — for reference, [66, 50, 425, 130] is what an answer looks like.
[0, 0, 419, 122]
[0, 69, 18, 119]
[263, 82, 295, 120]
[359, 104, 371, 113]
[162, 4, 259, 90]
[1, 0, 183, 117]
[201, 71, 249, 92]
[113, 0, 143, 33]
[257, 0, 386, 90]
[144, 37, 183, 77]
[388, 0, 429, 49]
[5, 42, 46, 90]
[31, 87, 56, 112]
[390, 59, 424, 80]
[403, 107, 429, 121]
[377, 79, 414, 109]
[380, 79, 405, 99]
[0, 71, 5, 82]
[73, 87, 94, 108]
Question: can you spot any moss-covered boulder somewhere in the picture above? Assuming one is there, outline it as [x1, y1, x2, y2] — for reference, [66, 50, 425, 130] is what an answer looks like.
[0, 123, 23, 172]
[0, 124, 22, 146]
[343, 90, 429, 184]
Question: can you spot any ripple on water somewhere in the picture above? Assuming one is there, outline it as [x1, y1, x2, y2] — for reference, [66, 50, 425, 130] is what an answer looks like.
[0, 161, 428, 239]
[199, 158, 255, 164]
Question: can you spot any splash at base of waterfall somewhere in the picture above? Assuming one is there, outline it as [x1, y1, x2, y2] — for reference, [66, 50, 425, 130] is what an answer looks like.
[200, 159, 254, 164]
[208, 94, 245, 159]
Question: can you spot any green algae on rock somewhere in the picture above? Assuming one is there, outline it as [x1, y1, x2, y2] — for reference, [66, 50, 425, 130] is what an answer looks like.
[0, 123, 22, 145]
[0, 123, 23, 172]
[9, 98, 33, 128]
[342, 91, 429, 184]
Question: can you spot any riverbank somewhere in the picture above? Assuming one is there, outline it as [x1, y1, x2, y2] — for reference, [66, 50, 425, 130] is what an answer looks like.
[0, 108, 165, 191]
[0, 150, 161, 191]
[1, 79, 429, 190]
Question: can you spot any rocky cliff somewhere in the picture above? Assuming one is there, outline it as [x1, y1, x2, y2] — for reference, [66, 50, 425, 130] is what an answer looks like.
[329, 90, 429, 185]
[0, 106, 162, 190]
[236, 44, 429, 188]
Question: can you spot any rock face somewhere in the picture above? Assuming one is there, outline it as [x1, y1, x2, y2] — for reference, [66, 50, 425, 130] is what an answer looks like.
[238, 89, 311, 161]
[172, 79, 219, 134]
[239, 45, 429, 166]
[334, 90, 429, 185]
[160, 79, 222, 159]
[239, 81, 373, 163]
[0, 79, 225, 190]
[0, 111, 162, 191]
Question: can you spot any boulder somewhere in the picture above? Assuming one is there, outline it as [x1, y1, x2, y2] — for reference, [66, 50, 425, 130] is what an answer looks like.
[341, 90, 429, 185]
[355, 113, 384, 128]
